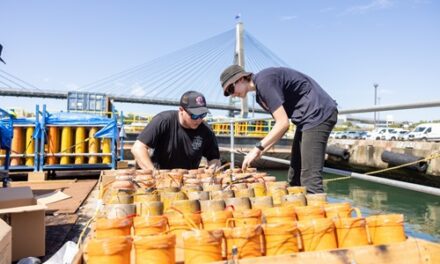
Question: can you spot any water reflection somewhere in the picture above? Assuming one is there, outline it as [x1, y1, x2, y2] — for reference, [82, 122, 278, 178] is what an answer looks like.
[267, 170, 440, 242]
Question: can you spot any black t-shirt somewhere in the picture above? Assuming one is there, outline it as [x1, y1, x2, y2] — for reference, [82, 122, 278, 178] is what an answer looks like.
[136, 110, 220, 169]
[253, 67, 338, 131]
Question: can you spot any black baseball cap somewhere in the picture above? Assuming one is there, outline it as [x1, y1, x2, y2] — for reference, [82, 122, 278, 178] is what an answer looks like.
[180, 91, 210, 115]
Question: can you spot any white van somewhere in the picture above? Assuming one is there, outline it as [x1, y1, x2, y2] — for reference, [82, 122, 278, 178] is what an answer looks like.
[407, 123, 440, 142]
[366, 128, 395, 140]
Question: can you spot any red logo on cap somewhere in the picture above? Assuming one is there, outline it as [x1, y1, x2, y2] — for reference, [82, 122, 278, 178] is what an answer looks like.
[195, 96, 205, 106]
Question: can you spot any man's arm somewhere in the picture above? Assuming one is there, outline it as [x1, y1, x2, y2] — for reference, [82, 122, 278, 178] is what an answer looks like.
[242, 105, 289, 170]
[131, 140, 155, 170]
[259, 105, 290, 149]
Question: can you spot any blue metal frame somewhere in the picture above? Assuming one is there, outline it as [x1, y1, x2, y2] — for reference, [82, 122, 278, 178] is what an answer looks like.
[0, 108, 13, 171]
[1, 104, 123, 173]
[0, 108, 13, 178]
[38, 104, 118, 171]
[0, 108, 13, 187]
[34, 105, 40, 171]
[38, 104, 45, 172]
[111, 104, 117, 170]
[119, 110, 125, 161]
[0, 107, 41, 172]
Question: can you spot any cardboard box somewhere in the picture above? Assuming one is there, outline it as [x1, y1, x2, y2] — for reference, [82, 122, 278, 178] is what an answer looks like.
[0, 187, 46, 261]
[0, 187, 35, 209]
[28, 171, 47, 182]
[117, 161, 129, 169]
[0, 219, 11, 264]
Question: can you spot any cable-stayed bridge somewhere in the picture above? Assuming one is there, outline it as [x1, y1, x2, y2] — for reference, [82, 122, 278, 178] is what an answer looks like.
[1, 23, 439, 116]
[0, 25, 288, 114]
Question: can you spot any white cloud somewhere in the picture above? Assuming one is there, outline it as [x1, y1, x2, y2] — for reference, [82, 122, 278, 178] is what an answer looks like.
[280, 15, 297, 21]
[346, 0, 393, 14]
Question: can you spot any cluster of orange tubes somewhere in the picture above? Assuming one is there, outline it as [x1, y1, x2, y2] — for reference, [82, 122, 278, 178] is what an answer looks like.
[84, 168, 407, 264]
[0, 125, 112, 167]
[45, 126, 111, 165]
[2, 126, 36, 166]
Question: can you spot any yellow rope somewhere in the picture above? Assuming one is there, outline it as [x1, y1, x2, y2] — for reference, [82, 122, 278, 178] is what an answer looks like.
[77, 209, 98, 248]
[77, 172, 104, 248]
[43, 128, 94, 156]
[323, 175, 352, 183]
[59, 137, 91, 154]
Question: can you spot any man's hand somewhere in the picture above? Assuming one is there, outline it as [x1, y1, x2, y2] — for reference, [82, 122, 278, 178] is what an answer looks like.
[207, 159, 221, 172]
[207, 163, 219, 173]
[241, 148, 262, 171]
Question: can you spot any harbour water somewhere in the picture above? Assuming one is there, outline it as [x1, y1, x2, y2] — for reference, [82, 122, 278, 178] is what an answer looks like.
[268, 170, 440, 242]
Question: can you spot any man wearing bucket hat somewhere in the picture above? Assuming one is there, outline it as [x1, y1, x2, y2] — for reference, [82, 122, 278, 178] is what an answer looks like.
[220, 65, 338, 194]
[131, 91, 220, 170]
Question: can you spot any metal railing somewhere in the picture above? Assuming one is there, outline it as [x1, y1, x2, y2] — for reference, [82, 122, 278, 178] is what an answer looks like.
[121, 100, 440, 134]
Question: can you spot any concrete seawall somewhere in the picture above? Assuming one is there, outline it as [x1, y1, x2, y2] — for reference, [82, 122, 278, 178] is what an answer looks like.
[327, 139, 440, 176]
[217, 137, 440, 186]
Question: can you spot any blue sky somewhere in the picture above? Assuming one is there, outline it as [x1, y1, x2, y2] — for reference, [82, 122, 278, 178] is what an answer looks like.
[1, 0, 439, 122]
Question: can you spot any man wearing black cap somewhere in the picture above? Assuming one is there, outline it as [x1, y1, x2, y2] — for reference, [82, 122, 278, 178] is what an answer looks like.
[131, 91, 220, 170]
[220, 65, 338, 194]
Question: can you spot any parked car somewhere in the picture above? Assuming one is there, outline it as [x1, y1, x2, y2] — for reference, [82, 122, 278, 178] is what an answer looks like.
[345, 131, 364, 139]
[364, 131, 372, 139]
[378, 128, 411, 141]
[338, 131, 351, 139]
[337, 131, 346, 139]
[407, 123, 440, 142]
[366, 128, 395, 140]
[334, 131, 345, 139]
[332, 130, 365, 140]
[382, 129, 408, 141]
[396, 130, 410, 141]
[359, 131, 368, 140]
